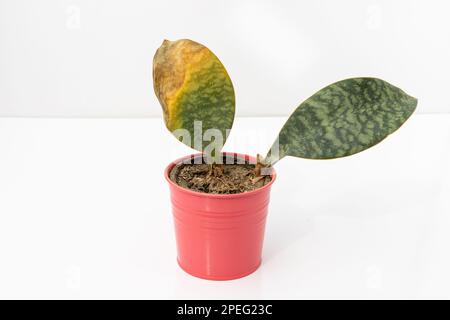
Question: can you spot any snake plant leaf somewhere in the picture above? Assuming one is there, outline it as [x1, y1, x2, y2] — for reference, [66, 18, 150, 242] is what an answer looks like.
[153, 39, 235, 152]
[265, 78, 417, 165]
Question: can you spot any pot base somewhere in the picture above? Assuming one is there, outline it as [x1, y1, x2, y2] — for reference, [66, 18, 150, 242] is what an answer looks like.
[177, 259, 262, 281]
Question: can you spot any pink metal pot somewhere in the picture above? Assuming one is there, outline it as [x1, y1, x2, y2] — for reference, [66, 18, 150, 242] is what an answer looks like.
[165, 153, 276, 280]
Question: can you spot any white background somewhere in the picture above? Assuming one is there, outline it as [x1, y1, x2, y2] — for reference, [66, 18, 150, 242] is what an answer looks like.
[1, 0, 450, 117]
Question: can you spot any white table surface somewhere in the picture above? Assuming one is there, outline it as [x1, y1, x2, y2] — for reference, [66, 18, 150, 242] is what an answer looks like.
[0, 115, 449, 299]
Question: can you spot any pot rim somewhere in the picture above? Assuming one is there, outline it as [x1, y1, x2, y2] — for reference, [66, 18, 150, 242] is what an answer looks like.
[165, 152, 277, 199]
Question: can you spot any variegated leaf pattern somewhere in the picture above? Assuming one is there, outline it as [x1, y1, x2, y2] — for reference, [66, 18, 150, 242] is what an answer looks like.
[266, 78, 417, 164]
[153, 39, 235, 151]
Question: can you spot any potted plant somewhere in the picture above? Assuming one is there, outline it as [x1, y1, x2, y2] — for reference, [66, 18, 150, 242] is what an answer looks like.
[153, 39, 417, 280]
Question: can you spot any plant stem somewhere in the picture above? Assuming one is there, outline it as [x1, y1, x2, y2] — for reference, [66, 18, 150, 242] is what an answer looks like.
[254, 154, 266, 177]
[208, 163, 224, 177]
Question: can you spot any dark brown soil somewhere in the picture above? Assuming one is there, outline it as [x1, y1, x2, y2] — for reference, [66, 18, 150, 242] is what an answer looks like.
[169, 157, 272, 194]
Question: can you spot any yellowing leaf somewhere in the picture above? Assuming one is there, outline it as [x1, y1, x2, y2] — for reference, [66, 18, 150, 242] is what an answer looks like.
[153, 39, 235, 152]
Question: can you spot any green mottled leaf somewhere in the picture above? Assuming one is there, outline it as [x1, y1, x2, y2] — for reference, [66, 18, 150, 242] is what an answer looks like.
[153, 39, 235, 152]
[265, 78, 417, 164]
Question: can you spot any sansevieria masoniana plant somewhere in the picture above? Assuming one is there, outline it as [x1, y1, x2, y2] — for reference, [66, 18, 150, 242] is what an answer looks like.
[154, 39, 417, 280]
[154, 39, 417, 171]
